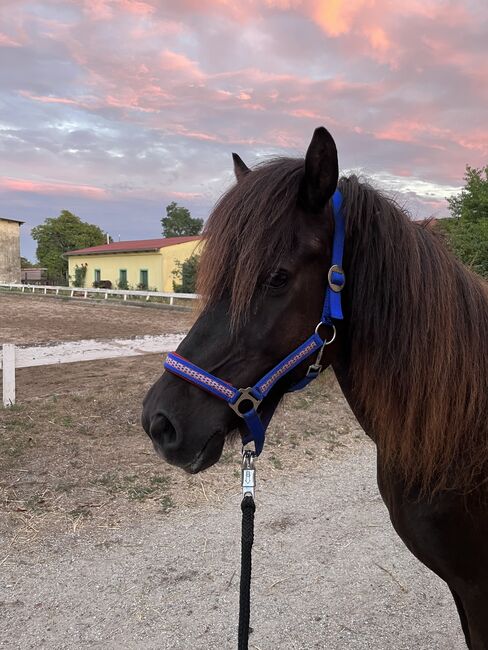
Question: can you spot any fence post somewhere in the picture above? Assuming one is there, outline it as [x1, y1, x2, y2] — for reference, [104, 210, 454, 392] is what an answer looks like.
[2, 344, 16, 407]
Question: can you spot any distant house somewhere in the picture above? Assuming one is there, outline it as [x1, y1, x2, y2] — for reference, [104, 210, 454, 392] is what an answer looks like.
[65, 236, 202, 292]
[0, 217, 23, 283]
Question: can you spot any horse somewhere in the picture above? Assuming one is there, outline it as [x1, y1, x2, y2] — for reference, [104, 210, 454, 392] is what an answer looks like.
[142, 127, 488, 648]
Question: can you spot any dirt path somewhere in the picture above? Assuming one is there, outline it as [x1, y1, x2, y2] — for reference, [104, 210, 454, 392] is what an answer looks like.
[0, 293, 194, 344]
[0, 439, 464, 650]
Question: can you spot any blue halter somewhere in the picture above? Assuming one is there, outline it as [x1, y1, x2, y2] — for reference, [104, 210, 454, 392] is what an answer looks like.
[164, 189, 346, 456]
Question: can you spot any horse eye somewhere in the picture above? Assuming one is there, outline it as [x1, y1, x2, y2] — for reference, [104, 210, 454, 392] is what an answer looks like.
[265, 270, 289, 289]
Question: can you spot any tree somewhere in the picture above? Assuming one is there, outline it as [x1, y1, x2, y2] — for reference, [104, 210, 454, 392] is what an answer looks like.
[447, 165, 488, 222]
[172, 253, 200, 293]
[436, 165, 488, 279]
[161, 202, 203, 238]
[31, 210, 106, 283]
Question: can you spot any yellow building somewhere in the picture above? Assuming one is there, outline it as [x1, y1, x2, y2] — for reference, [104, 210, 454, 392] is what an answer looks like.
[66, 236, 202, 292]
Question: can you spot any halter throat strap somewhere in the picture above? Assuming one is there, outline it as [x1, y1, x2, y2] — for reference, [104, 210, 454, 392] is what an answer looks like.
[164, 189, 346, 455]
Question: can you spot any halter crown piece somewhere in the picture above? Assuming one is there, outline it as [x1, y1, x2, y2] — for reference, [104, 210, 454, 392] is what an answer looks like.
[164, 190, 346, 456]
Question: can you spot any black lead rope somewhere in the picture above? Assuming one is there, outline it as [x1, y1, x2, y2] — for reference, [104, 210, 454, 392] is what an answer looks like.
[238, 494, 255, 649]
[238, 450, 256, 650]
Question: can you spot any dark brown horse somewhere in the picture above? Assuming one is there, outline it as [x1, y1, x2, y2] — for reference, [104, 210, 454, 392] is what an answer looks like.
[142, 127, 488, 648]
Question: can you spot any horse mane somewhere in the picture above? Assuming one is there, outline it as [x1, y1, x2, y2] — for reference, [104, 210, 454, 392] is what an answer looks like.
[339, 175, 488, 496]
[198, 158, 488, 496]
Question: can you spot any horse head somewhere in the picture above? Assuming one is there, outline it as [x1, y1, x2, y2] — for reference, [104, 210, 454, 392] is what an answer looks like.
[142, 127, 343, 472]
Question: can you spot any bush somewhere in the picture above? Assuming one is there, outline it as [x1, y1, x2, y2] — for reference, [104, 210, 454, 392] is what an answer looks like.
[172, 253, 200, 293]
[73, 263, 88, 288]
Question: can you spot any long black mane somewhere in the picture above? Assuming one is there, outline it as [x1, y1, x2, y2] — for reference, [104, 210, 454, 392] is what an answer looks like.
[198, 160, 488, 494]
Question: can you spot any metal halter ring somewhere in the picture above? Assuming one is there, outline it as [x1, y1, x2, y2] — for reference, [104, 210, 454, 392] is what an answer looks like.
[328, 264, 345, 293]
[315, 322, 337, 346]
[229, 387, 261, 418]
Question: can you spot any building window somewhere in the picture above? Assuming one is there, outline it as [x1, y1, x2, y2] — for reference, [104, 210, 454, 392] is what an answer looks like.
[139, 269, 148, 290]
[119, 269, 128, 289]
[94, 269, 101, 283]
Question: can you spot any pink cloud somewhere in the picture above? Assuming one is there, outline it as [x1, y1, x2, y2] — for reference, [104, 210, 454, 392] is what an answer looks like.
[289, 108, 321, 119]
[82, 0, 113, 21]
[130, 19, 183, 40]
[169, 191, 204, 199]
[310, 0, 370, 37]
[362, 26, 395, 65]
[171, 125, 220, 142]
[160, 50, 203, 80]
[0, 178, 108, 199]
[375, 120, 488, 156]
[119, 0, 155, 16]
[19, 91, 79, 106]
[0, 32, 22, 47]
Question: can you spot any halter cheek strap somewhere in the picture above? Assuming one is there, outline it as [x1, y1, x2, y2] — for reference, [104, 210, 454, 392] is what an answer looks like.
[164, 189, 346, 455]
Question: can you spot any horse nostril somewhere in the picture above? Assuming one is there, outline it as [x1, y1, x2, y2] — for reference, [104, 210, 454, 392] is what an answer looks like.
[150, 413, 179, 450]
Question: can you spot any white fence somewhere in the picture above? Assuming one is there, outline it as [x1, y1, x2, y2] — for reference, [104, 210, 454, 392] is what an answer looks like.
[0, 282, 198, 305]
[0, 333, 186, 407]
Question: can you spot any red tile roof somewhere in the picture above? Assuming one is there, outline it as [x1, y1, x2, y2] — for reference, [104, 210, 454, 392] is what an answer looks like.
[65, 236, 201, 256]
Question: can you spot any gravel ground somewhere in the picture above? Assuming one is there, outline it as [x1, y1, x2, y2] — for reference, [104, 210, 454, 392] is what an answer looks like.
[0, 438, 465, 650]
[0, 293, 194, 345]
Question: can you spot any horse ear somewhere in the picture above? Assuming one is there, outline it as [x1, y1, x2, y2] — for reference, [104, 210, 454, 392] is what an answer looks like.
[298, 127, 339, 212]
[232, 153, 251, 182]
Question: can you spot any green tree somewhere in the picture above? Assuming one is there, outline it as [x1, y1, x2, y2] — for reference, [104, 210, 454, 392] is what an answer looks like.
[31, 210, 106, 284]
[436, 165, 488, 278]
[447, 165, 488, 221]
[161, 202, 203, 238]
[172, 253, 200, 293]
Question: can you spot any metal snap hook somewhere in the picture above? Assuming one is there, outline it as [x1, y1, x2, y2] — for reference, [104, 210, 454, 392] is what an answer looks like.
[241, 449, 256, 498]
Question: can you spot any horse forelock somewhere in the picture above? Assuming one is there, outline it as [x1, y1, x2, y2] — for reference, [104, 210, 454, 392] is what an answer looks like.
[197, 157, 304, 329]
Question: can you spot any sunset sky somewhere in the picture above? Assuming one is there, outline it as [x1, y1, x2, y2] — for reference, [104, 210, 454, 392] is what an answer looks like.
[1, 0, 487, 261]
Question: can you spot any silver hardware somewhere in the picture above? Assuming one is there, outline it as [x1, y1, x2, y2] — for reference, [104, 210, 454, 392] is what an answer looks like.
[314, 322, 337, 345]
[229, 387, 261, 418]
[307, 324, 337, 375]
[328, 264, 345, 293]
[242, 449, 256, 498]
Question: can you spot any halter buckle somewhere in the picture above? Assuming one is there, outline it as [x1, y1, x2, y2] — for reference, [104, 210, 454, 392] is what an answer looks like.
[229, 387, 261, 418]
[328, 264, 345, 293]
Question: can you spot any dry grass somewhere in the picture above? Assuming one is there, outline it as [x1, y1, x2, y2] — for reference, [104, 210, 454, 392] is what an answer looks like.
[0, 357, 360, 553]
[0, 294, 362, 555]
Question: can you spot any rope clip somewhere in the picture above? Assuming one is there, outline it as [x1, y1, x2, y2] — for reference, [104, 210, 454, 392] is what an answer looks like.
[241, 449, 256, 499]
